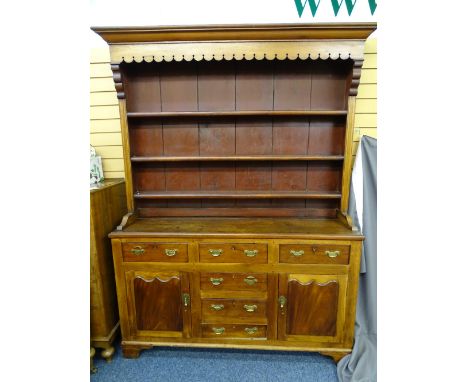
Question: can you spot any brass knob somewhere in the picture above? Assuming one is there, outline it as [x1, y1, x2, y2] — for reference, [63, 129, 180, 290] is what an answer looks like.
[209, 249, 223, 257]
[243, 304, 258, 313]
[244, 249, 258, 257]
[210, 277, 224, 286]
[165, 248, 178, 257]
[326, 250, 340, 258]
[131, 246, 145, 256]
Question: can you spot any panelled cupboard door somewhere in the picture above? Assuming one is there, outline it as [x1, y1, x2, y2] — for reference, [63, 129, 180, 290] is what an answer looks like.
[125, 271, 191, 338]
[277, 274, 347, 343]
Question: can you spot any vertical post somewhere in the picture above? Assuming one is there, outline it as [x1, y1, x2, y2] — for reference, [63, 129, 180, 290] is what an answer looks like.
[340, 59, 363, 212]
[111, 64, 134, 212]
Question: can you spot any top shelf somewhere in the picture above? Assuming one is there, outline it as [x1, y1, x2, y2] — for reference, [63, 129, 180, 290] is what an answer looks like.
[126, 110, 347, 119]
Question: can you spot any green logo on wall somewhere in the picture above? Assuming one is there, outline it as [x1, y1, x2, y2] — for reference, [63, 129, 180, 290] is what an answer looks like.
[294, 0, 377, 17]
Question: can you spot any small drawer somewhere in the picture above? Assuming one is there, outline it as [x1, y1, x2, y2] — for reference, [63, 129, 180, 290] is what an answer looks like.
[202, 324, 267, 339]
[199, 243, 267, 264]
[200, 273, 267, 292]
[202, 299, 267, 323]
[279, 244, 350, 264]
[122, 242, 188, 262]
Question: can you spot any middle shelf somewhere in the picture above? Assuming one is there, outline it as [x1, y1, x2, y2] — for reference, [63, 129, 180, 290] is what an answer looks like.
[133, 191, 342, 200]
[130, 155, 345, 163]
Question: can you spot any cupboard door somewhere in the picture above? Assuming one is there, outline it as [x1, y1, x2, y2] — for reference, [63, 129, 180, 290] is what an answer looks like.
[277, 274, 347, 343]
[125, 271, 191, 338]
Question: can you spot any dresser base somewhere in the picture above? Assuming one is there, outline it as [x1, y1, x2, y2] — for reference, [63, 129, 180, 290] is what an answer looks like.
[121, 340, 351, 363]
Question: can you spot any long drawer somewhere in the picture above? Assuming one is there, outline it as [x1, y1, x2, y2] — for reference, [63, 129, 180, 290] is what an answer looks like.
[279, 244, 350, 264]
[200, 273, 267, 293]
[122, 242, 188, 262]
[201, 298, 267, 324]
[201, 324, 267, 339]
[199, 243, 267, 263]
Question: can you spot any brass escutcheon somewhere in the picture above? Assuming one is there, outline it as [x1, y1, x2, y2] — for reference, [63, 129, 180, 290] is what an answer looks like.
[243, 276, 258, 286]
[209, 249, 223, 257]
[210, 277, 224, 286]
[182, 293, 190, 307]
[290, 249, 304, 257]
[326, 250, 340, 258]
[245, 327, 258, 335]
[210, 304, 224, 311]
[243, 304, 258, 313]
[131, 246, 145, 256]
[244, 249, 258, 257]
[212, 327, 225, 335]
[165, 248, 178, 257]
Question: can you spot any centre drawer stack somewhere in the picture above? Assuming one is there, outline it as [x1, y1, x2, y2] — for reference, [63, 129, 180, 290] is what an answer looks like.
[198, 243, 269, 340]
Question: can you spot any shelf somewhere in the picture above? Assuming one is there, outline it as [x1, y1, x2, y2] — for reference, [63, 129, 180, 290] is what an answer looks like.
[126, 110, 347, 119]
[131, 155, 345, 162]
[133, 191, 342, 200]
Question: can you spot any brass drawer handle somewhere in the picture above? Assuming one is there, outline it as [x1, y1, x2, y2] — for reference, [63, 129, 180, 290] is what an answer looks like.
[245, 327, 258, 335]
[209, 249, 223, 257]
[210, 277, 224, 286]
[165, 248, 178, 257]
[212, 327, 225, 335]
[182, 293, 190, 308]
[243, 304, 258, 313]
[290, 249, 304, 257]
[244, 276, 258, 286]
[131, 246, 145, 256]
[210, 304, 224, 311]
[244, 249, 258, 257]
[326, 250, 340, 258]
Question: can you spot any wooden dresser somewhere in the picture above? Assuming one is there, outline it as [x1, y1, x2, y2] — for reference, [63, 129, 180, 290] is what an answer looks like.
[92, 23, 375, 362]
[90, 179, 127, 361]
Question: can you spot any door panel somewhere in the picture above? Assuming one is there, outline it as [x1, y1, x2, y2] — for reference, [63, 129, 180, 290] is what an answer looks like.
[278, 274, 347, 343]
[126, 271, 191, 338]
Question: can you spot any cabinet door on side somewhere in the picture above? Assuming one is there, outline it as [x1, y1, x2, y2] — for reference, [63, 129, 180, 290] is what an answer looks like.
[125, 271, 191, 338]
[277, 274, 347, 343]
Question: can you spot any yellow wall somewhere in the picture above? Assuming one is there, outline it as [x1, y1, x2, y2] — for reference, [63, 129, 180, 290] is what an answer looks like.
[90, 39, 376, 178]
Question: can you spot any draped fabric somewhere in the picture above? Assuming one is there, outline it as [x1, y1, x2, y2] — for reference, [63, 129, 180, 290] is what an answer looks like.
[337, 136, 377, 382]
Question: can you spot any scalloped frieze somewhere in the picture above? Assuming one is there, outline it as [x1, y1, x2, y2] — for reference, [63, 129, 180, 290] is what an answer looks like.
[109, 41, 365, 64]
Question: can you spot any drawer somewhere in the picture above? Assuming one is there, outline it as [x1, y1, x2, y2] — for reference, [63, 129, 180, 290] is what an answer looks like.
[201, 299, 267, 323]
[200, 273, 267, 292]
[279, 244, 350, 264]
[199, 243, 267, 263]
[202, 324, 267, 339]
[122, 242, 188, 262]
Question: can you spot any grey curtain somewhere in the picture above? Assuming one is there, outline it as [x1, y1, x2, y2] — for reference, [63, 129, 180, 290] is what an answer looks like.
[337, 136, 377, 382]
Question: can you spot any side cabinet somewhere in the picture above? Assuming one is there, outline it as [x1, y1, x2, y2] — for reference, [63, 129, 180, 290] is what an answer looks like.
[124, 271, 192, 339]
[277, 274, 348, 343]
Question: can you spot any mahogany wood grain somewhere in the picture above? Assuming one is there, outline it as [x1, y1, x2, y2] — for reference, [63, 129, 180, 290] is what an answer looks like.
[123, 63, 161, 112]
[286, 278, 339, 337]
[133, 273, 183, 331]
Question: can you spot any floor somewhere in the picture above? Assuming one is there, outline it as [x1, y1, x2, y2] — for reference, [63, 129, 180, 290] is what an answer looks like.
[91, 345, 339, 382]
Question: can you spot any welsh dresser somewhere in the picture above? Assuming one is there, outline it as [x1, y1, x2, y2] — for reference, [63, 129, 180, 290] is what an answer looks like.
[92, 23, 376, 362]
